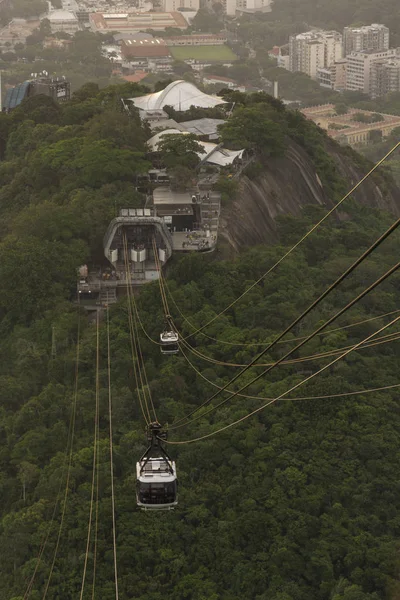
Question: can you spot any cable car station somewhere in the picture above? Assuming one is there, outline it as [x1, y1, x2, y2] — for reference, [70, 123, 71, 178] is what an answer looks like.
[77, 184, 221, 310]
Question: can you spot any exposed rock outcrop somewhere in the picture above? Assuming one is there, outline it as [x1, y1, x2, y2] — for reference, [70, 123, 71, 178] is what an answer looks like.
[220, 139, 400, 251]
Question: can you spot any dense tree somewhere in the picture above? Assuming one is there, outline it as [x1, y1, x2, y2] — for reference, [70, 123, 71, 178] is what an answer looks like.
[0, 81, 399, 600]
[158, 133, 206, 170]
[219, 104, 286, 156]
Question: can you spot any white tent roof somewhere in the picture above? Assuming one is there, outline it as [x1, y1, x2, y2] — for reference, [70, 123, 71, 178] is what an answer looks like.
[147, 129, 243, 166]
[130, 80, 227, 112]
[200, 142, 244, 167]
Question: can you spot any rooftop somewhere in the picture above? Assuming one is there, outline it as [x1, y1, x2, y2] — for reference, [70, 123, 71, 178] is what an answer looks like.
[130, 80, 227, 111]
[179, 117, 225, 136]
[153, 187, 196, 205]
[90, 11, 189, 32]
[301, 104, 400, 142]
[48, 9, 78, 21]
[147, 129, 244, 166]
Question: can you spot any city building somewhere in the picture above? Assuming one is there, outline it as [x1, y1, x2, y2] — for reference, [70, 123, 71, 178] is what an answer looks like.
[165, 33, 227, 46]
[220, 0, 236, 16]
[289, 30, 343, 79]
[301, 104, 400, 146]
[235, 0, 271, 14]
[3, 76, 71, 112]
[162, 0, 199, 12]
[120, 37, 171, 59]
[317, 58, 347, 90]
[346, 48, 398, 94]
[269, 45, 290, 69]
[130, 80, 227, 112]
[76, 188, 220, 306]
[179, 118, 225, 140]
[48, 9, 81, 33]
[343, 24, 389, 55]
[89, 11, 189, 34]
[203, 74, 245, 91]
[370, 58, 400, 97]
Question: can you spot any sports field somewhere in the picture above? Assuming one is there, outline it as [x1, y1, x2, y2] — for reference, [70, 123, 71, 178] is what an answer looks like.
[169, 45, 237, 62]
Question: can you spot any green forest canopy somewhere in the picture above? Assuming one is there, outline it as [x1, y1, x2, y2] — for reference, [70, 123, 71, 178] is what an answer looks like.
[0, 84, 399, 599]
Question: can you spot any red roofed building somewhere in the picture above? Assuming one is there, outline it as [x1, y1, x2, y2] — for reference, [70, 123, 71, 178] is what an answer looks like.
[121, 37, 171, 59]
[89, 11, 188, 33]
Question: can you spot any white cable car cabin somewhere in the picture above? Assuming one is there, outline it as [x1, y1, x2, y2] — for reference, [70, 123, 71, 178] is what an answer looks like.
[136, 422, 178, 510]
[136, 456, 178, 510]
[160, 330, 179, 355]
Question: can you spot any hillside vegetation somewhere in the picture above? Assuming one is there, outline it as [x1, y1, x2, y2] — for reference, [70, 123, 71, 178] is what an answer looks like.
[0, 84, 399, 600]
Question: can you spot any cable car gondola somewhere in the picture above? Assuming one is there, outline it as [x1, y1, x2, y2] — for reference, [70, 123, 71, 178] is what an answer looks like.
[136, 422, 178, 510]
[160, 330, 179, 355]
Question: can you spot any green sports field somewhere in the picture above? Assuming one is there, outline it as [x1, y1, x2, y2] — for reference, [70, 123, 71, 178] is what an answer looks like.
[169, 45, 237, 62]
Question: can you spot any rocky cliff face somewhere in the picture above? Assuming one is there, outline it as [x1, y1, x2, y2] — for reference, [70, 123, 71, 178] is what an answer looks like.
[220, 139, 400, 251]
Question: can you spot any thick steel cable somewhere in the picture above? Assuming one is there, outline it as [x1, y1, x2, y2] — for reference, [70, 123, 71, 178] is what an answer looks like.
[179, 141, 400, 341]
[41, 311, 81, 600]
[177, 327, 400, 368]
[167, 212, 400, 422]
[91, 310, 101, 600]
[171, 261, 400, 429]
[132, 276, 400, 372]
[123, 234, 157, 422]
[164, 313, 400, 444]
[152, 236, 170, 318]
[123, 235, 155, 423]
[166, 276, 400, 347]
[106, 307, 120, 600]
[24, 486, 62, 600]
[131, 292, 400, 366]
[121, 235, 151, 425]
[79, 311, 101, 600]
[171, 212, 400, 371]
[25, 316, 82, 600]
[180, 334, 400, 400]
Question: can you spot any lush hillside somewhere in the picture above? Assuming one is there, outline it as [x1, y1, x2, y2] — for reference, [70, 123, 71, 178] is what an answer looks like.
[0, 84, 400, 600]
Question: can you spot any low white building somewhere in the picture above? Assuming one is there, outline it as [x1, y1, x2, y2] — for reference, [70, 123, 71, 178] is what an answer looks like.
[48, 9, 80, 33]
[203, 75, 246, 91]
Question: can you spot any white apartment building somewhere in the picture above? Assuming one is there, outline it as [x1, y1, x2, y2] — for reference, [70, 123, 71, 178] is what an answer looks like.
[346, 48, 398, 94]
[317, 58, 347, 90]
[48, 9, 80, 34]
[370, 58, 400, 97]
[289, 30, 343, 79]
[343, 24, 389, 56]
[222, 0, 236, 15]
[163, 0, 199, 11]
[235, 0, 271, 13]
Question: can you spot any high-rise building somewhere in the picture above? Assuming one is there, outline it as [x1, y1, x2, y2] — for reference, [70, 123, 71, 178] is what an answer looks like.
[163, 0, 199, 12]
[346, 48, 398, 94]
[235, 0, 271, 13]
[289, 30, 342, 79]
[343, 24, 389, 56]
[317, 58, 347, 90]
[370, 58, 400, 97]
